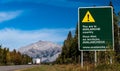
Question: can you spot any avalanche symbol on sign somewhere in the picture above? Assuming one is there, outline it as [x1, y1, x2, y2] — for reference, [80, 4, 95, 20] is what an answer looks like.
[82, 11, 95, 23]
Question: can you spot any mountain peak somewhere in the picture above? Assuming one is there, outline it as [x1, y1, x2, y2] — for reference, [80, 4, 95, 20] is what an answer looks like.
[18, 40, 61, 52]
[18, 40, 62, 62]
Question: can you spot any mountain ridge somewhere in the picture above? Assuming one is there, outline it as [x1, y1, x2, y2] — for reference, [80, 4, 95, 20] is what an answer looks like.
[18, 40, 62, 62]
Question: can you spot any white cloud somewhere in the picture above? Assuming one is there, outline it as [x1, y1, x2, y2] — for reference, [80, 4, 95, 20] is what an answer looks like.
[0, 11, 22, 23]
[0, 28, 74, 50]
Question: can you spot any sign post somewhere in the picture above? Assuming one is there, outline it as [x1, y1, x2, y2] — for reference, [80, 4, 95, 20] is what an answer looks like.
[81, 51, 83, 68]
[95, 51, 97, 66]
[78, 6, 114, 67]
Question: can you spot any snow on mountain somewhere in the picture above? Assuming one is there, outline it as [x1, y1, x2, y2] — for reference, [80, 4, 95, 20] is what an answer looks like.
[18, 40, 62, 62]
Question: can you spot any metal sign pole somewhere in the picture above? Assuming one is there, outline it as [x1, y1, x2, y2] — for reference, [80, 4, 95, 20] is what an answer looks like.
[110, 56, 112, 64]
[95, 51, 97, 66]
[81, 51, 83, 68]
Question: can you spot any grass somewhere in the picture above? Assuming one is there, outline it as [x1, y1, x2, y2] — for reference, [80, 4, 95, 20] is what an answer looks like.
[19, 63, 120, 71]
[94, 63, 120, 71]
[19, 64, 94, 71]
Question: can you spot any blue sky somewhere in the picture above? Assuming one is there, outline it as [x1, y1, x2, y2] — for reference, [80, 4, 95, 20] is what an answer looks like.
[0, 0, 120, 50]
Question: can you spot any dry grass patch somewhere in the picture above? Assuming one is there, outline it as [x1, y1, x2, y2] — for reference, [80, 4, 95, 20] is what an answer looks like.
[20, 64, 94, 71]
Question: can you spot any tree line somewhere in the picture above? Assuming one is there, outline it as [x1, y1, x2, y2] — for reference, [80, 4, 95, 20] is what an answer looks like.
[0, 45, 32, 65]
[55, 1, 120, 64]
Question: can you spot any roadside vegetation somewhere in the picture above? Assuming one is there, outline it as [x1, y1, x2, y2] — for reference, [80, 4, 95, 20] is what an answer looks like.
[20, 63, 120, 71]
[20, 64, 94, 71]
[0, 46, 32, 65]
[19, 63, 120, 71]
[94, 63, 120, 71]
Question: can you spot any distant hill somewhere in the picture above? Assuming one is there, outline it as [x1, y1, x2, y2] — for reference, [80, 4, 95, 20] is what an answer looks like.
[18, 40, 62, 62]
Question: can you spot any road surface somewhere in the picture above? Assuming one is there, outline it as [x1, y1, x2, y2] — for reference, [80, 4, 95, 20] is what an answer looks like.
[0, 65, 38, 71]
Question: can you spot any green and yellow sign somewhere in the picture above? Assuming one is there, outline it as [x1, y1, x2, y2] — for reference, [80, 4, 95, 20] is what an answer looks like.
[78, 6, 114, 51]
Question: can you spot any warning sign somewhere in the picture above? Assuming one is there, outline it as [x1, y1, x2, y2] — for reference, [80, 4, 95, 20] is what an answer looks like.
[78, 6, 114, 51]
[82, 11, 95, 23]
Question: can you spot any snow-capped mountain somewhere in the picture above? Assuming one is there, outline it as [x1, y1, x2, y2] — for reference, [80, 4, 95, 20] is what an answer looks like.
[18, 40, 62, 62]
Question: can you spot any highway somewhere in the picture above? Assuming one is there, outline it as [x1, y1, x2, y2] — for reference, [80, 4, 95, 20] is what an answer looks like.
[0, 65, 38, 71]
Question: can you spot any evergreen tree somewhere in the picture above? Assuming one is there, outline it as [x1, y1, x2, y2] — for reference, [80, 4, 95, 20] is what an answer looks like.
[56, 31, 73, 64]
[56, 24, 81, 64]
[109, 1, 119, 51]
[3, 48, 7, 64]
[70, 24, 80, 63]
[6, 48, 11, 64]
[0, 45, 3, 64]
[0, 46, 32, 65]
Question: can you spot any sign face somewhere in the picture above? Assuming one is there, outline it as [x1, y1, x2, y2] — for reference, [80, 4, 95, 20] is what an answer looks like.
[78, 6, 114, 51]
